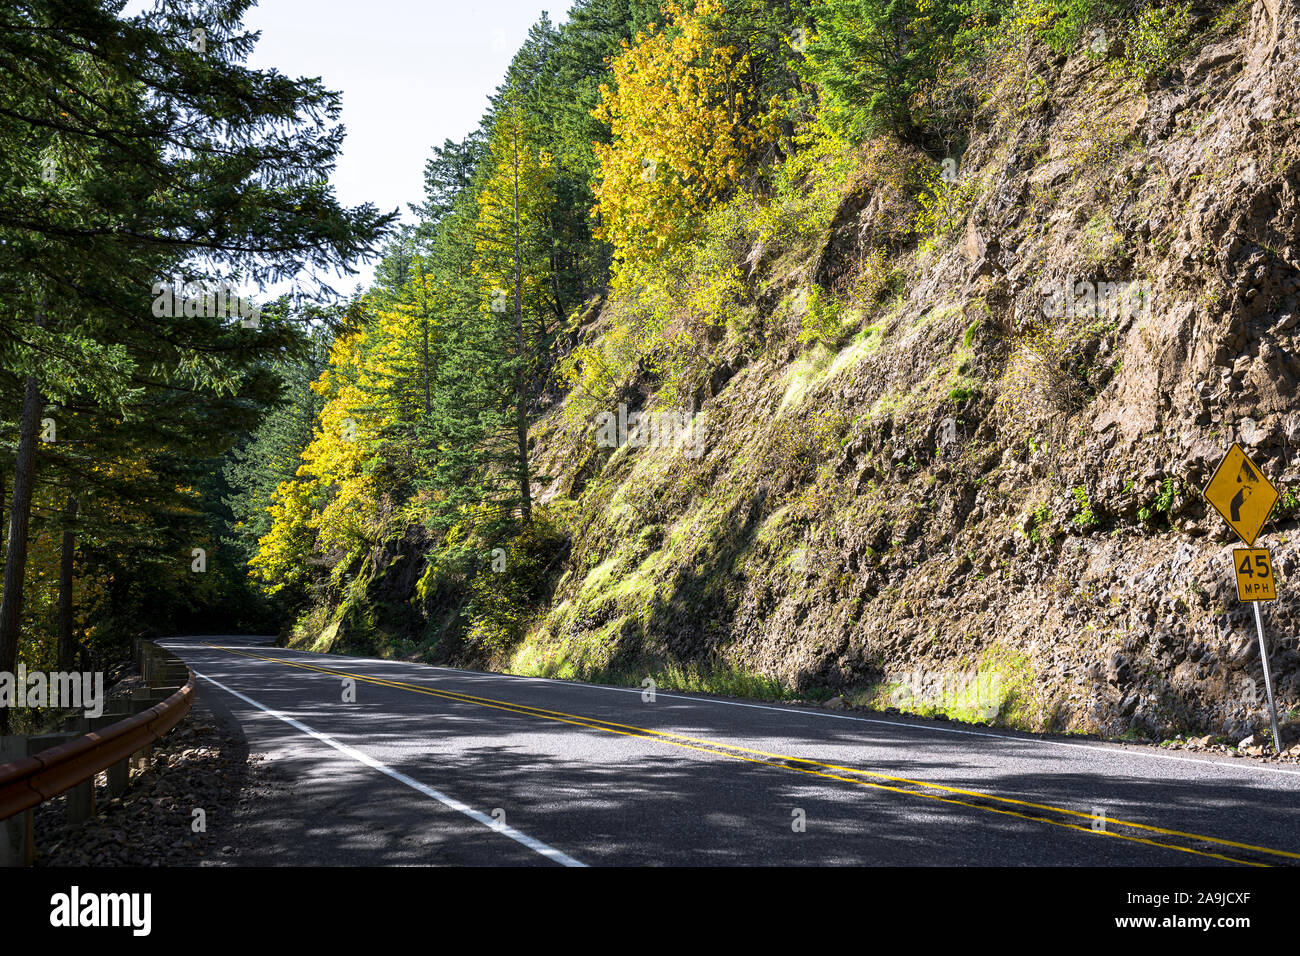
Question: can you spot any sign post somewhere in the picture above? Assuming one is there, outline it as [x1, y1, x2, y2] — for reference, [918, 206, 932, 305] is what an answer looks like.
[1205, 443, 1284, 754]
[1233, 547, 1282, 753]
[1253, 601, 1282, 755]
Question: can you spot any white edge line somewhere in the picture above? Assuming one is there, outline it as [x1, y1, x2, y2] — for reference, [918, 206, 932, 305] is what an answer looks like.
[192, 668, 586, 868]
[174, 640, 1300, 781]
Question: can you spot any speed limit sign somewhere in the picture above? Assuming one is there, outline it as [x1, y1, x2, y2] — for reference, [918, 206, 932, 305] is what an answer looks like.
[1233, 548, 1277, 602]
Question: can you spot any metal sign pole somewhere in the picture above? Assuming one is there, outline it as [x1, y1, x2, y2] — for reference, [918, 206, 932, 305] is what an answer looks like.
[1253, 600, 1283, 755]
[1206, 445, 1285, 756]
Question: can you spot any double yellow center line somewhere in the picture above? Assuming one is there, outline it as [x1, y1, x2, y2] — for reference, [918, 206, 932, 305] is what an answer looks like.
[204, 642, 1298, 866]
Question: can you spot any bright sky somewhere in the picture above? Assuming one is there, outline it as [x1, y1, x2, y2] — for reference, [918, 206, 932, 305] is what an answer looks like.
[122, 0, 578, 295]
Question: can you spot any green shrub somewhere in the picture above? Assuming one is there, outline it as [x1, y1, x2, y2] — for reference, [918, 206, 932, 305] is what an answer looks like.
[795, 285, 848, 345]
[1117, 3, 1193, 79]
[799, 0, 965, 143]
[1071, 486, 1098, 529]
[463, 513, 569, 659]
[1028, 501, 1054, 542]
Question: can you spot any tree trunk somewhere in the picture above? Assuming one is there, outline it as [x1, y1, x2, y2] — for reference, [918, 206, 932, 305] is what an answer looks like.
[0, 375, 45, 733]
[0, 465, 7, 570]
[57, 494, 79, 672]
[417, 261, 432, 417]
[512, 124, 531, 523]
[422, 317, 431, 417]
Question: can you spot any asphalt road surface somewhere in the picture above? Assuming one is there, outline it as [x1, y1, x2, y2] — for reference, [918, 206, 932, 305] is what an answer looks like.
[159, 635, 1300, 867]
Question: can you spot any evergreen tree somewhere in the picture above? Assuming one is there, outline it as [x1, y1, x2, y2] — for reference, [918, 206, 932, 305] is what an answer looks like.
[800, 0, 963, 143]
[0, 0, 393, 722]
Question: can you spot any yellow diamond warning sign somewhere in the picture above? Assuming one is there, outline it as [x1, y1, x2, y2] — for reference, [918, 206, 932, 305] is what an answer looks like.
[1233, 548, 1277, 602]
[1204, 443, 1278, 546]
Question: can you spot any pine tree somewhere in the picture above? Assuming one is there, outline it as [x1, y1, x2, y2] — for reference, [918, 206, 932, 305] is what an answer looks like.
[471, 93, 556, 523]
[799, 0, 962, 143]
[0, 0, 393, 723]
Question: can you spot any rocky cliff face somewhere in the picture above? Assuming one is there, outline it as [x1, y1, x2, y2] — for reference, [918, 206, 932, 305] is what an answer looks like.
[349, 0, 1300, 746]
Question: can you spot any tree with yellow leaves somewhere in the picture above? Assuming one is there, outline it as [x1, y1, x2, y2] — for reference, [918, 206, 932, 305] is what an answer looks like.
[591, 0, 786, 271]
[250, 322, 391, 593]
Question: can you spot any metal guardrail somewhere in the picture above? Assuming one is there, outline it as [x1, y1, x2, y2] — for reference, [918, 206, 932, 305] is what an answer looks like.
[0, 640, 195, 861]
[0, 677, 194, 821]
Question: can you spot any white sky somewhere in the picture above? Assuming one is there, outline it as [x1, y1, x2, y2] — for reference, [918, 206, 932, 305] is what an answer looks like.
[123, 0, 578, 295]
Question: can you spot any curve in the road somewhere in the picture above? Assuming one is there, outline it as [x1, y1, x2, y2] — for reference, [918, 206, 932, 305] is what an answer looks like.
[200, 641, 1298, 867]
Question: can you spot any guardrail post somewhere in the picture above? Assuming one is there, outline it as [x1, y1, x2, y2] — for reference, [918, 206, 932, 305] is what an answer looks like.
[66, 775, 96, 823]
[0, 738, 34, 867]
[71, 713, 121, 821]
[97, 701, 133, 798]
[106, 758, 130, 797]
[128, 689, 166, 770]
[27, 733, 90, 823]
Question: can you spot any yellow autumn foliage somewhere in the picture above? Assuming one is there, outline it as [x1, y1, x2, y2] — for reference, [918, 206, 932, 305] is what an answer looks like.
[591, 0, 783, 272]
[251, 298, 427, 591]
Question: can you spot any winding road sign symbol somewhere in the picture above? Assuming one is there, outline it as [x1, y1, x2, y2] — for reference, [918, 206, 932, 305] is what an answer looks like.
[1204, 443, 1279, 546]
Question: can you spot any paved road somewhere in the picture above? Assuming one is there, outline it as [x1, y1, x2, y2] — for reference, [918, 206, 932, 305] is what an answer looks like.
[160, 635, 1300, 866]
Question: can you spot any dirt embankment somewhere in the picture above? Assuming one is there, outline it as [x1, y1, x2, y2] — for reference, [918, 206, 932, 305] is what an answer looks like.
[311, 2, 1300, 750]
[512, 1, 1300, 745]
